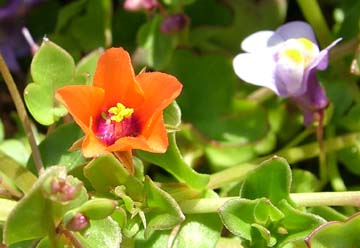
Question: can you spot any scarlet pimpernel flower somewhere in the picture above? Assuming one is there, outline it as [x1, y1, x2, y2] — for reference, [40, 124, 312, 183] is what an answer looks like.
[55, 48, 182, 163]
[233, 21, 341, 125]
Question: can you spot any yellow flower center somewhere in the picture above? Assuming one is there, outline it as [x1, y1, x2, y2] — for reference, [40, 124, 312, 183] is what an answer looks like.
[108, 103, 134, 122]
[279, 38, 319, 67]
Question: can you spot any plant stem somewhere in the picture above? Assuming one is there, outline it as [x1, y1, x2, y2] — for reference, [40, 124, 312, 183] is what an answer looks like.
[179, 191, 360, 214]
[296, 0, 332, 47]
[207, 132, 360, 189]
[0, 53, 44, 174]
[207, 163, 258, 189]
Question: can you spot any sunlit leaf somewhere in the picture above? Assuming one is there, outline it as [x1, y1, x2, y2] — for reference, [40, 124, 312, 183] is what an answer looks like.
[240, 157, 293, 205]
[143, 176, 185, 238]
[137, 133, 209, 190]
[84, 154, 143, 201]
[24, 39, 76, 125]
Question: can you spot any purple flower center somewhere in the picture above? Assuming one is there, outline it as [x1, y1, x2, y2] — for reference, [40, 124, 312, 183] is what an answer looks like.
[95, 103, 140, 145]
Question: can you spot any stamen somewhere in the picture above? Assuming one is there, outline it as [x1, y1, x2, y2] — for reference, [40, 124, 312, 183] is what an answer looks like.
[108, 103, 134, 122]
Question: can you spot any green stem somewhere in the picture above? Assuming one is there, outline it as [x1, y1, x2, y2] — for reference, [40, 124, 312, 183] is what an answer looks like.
[207, 132, 360, 189]
[296, 0, 333, 47]
[179, 191, 360, 214]
[326, 127, 347, 192]
[0, 53, 44, 174]
[207, 163, 258, 189]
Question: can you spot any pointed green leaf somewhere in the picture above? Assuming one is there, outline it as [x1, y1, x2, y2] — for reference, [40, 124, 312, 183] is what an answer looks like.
[240, 157, 293, 205]
[84, 154, 143, 201]
[144, 176, 185, 238]
[137, 133, 209, 190]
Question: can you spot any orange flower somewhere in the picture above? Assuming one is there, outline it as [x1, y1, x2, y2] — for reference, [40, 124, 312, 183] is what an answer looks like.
[55, 48, 182, 159]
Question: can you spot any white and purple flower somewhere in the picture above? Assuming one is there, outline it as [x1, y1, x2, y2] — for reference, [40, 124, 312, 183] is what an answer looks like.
[233, 21, 341, 125]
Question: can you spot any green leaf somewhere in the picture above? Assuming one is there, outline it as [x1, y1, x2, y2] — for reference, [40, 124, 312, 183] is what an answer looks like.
[24, 39, 76, 125]
[75, 48, 103, 84]
[166, 49, 236, 124]
[240, 157, 293, 205]
[0, 152, 37, 194]
[219, 198, 283, 242]
[338, 103, 360, 131]
[69, 0, 111, 52]
[187, 0, 286, 53]
[164, 101, 182, 132]
[305, 212, 360, 248]
[76, 217, 121, 248]
[337, 142, 360, 175]
[276, 200, 325, 247]
[143, 176, 185, 238]
[84, 154, 143, 201]
[3, 166, 87, 245]
[27, 122, 86, 173]
[172, 214, 223, 248]
[55, 0, 87, 32]
[0, 198, 17, 223]
[138, 14, 176, 69]
[0, 139, 30, 166]
[291, 169, 319, 193]
[137, 133, 209, 190]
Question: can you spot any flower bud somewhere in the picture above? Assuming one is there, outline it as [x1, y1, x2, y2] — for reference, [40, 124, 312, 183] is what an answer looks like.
[160, 14, 189, 34]
[42, 176, 82, 203]
[64, 212, 89, 231]
[77, 198, 117, 220]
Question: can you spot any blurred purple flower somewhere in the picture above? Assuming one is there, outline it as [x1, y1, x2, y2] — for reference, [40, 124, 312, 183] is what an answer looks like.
[233, 21, 341, 125]
[123, 0, 158, 12]
[160, 14, 189, 34]
[0, 0, 43, 73]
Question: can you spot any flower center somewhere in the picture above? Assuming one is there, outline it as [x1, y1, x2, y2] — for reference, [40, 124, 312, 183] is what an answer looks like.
[108, 103, 134, 122]
[279, 38, 319, 68]
[95, 102, 139, 145]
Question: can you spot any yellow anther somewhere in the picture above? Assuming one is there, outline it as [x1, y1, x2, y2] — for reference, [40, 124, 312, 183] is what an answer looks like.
[108, 103, 134, 122]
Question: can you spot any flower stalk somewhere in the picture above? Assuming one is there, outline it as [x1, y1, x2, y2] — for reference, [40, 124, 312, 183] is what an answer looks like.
[179, 191, 360, 214]
[207, 132, 360, 189]
[0, 53, 44, 174]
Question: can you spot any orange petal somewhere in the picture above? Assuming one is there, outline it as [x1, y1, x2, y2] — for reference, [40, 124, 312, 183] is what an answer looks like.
[82, 128, 108, 157]
[55, 85, 105, 131]
[93, 48, 144, 108]
[135, 72, 182, 125]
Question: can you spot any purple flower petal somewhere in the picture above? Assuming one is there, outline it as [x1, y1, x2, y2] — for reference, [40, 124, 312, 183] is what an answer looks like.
[241, 31, 284, 52]
[233, 51, 279, 94]
[275, 56, 306, 97]
[275, 21, 317, 44]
